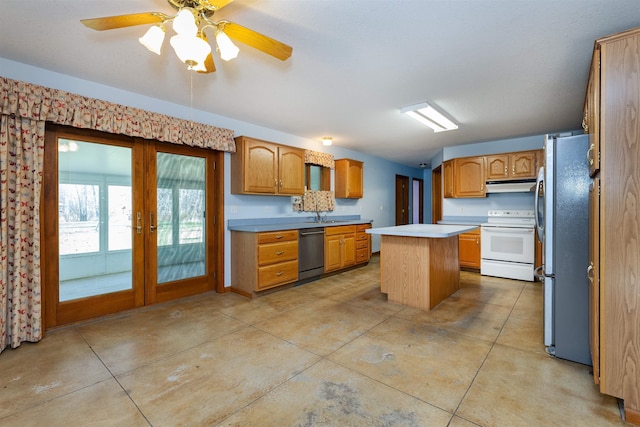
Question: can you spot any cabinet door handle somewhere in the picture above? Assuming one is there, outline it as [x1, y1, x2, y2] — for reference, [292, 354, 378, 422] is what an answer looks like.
[504, 166, 508, 175]
[586, 143, 595, 166]
[512, 165, 515, 174]
[587, 263, 594, 283]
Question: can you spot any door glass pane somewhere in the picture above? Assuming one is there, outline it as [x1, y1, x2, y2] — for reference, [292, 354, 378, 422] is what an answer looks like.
[58, 139, 133, 301]
[156, 153, 206, 283]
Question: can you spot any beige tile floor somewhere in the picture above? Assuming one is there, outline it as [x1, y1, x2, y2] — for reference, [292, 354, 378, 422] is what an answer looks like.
[0, 255, 628, 426]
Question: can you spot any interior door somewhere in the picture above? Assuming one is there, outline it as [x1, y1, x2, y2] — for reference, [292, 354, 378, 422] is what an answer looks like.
[432, 165, 442, 224]
[395, 175, 410, 225]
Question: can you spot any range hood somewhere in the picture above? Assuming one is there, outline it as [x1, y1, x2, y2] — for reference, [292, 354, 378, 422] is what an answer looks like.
[485, 180, 536, 194]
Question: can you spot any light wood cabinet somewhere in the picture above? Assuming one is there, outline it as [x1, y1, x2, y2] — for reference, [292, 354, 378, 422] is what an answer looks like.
[325, 225, 356, 272]
[485, 151, 538, 180]
[335, 159, 363, 198]
[458, 228, 480, 269]
[231, 136, 305, 196]
[587, 26, 640, 425]
[453, 156, 486, 197]
[584, 46, 601, 178]
[443, 160, 454, 198]
[231, 230, 299, 296]
[355, 223, 372, 264]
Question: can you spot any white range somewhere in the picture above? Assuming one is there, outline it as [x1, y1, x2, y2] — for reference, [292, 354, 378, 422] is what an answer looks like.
[480, 210, 536, 281]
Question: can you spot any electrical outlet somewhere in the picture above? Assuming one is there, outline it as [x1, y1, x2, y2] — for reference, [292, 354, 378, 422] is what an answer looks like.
[230, 206, 238, 214]
[291, 195, 302, 204]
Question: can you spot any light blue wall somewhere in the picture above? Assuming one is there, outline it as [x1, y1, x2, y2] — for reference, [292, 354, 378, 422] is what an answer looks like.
[1, 58, 426, 287]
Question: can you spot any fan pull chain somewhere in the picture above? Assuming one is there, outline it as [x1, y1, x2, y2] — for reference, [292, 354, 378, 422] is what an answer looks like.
[189, 71, 194, 128]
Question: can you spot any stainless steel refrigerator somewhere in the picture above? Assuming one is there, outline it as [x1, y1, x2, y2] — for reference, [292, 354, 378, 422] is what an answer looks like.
[534, 134, 591, 365]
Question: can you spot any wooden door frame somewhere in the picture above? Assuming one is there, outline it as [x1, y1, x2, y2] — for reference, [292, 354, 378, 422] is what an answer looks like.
[42, 124, 225, 329]
[432, 165, 443, 224]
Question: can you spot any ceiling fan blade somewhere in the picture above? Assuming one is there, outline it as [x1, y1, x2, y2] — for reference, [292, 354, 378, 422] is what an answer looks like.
[81, 12, 169, 31]
[197, 52, 216, 74]
[197, 33, 216, 73]
[202, 0, 234, 10]
[222, 22, 292, 61]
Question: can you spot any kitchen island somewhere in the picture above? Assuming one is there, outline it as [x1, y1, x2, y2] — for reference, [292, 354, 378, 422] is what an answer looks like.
[367, 224, 478, 311]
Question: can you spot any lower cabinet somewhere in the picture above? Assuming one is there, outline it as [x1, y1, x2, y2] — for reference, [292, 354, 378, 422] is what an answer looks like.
[231, 230, 299, 296]
[458, 229, 481, 269]
[325, 225, 356, 273]
[355, 223, 372, 264]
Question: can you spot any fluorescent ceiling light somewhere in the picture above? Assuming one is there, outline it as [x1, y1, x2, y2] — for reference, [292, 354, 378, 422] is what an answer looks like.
[401, 102, 458, 132]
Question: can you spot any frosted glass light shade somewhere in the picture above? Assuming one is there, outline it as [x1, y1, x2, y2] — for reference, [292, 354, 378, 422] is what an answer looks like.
[170, 34, 212, 68]
[401, 102, 458, 133]
[173, 8, 197, 36]
[139, 25, 165, 55]
[215, 30, 239, 61]
[322, 137, 332, 146]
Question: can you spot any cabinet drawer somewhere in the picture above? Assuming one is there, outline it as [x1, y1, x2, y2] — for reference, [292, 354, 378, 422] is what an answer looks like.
[356, 248, 370, 263]
[356, 240, 369, 250]
[325, 225, 356, 236]
[257, 260, 298, 290]
[356, 223, 371, 232]
[355, 232, 369, 241]
[257, 230, 298, 244]
[258, 241, 298, 266]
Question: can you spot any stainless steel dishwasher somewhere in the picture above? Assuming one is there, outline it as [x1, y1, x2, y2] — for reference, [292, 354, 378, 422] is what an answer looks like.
[298, 227, 325, 281]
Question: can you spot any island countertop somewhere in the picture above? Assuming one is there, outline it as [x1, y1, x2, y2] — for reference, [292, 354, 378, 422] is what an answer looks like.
[366, 224, 478, 238]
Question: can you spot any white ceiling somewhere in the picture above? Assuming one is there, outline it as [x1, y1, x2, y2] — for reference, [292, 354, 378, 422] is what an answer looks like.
[1, 1, 639, 167]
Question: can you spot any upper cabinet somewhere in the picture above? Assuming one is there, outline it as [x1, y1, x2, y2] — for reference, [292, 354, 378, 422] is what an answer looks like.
[485, 151, 538, 180]
[584, 46, 601, 177]
[335, 158, 363, 198]
[443, 160, 454, 198]
[453, 156, 486, 197]
[231, 136, 305, 196]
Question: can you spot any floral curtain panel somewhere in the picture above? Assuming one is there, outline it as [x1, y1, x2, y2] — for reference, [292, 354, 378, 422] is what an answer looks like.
[293, 190, 335, 213]
[0, 77, 236, 152]
[0, 115, 45, 353]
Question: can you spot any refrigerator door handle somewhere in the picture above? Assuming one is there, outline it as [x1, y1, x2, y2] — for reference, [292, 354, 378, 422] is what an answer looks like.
[534, 167, 545, 242]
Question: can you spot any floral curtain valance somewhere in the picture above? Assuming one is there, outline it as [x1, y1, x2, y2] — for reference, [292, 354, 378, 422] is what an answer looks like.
[304, 149, 334, 169]
[0, 77, 236, 152]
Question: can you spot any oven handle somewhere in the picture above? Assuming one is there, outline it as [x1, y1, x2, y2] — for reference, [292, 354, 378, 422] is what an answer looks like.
[481, 228, 534, 235]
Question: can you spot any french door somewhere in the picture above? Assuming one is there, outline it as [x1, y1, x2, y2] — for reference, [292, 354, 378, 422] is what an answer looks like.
[43, 125, 223, 328]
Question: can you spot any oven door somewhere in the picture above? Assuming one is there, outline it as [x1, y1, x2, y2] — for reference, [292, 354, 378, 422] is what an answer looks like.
[480, 225, 535, 264]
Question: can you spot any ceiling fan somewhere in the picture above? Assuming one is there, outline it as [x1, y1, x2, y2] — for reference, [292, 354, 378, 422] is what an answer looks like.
[81, 0, 292, 73]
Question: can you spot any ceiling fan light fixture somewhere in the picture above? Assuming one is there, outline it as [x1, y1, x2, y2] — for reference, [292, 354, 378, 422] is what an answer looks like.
[170, 34, 212, 69]
[401, 102, 458, 133]
[173, 8, 198, 36]
[139, 24, 165, 55]
[215, 30, 239, 61]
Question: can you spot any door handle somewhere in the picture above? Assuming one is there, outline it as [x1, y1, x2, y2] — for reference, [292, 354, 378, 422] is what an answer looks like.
[136, 211, 143, 234]
[150, 211, 157, 233]
[587, 263, 594, 284]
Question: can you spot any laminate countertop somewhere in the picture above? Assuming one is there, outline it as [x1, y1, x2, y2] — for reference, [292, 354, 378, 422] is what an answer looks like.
[366, 224, 478, 238]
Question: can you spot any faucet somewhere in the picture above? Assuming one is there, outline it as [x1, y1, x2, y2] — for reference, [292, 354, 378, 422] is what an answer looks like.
[315, 209, 322, 223]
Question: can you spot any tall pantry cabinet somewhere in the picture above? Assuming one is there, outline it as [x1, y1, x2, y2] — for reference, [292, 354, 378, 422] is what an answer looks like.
[585, 26, 640, 425]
